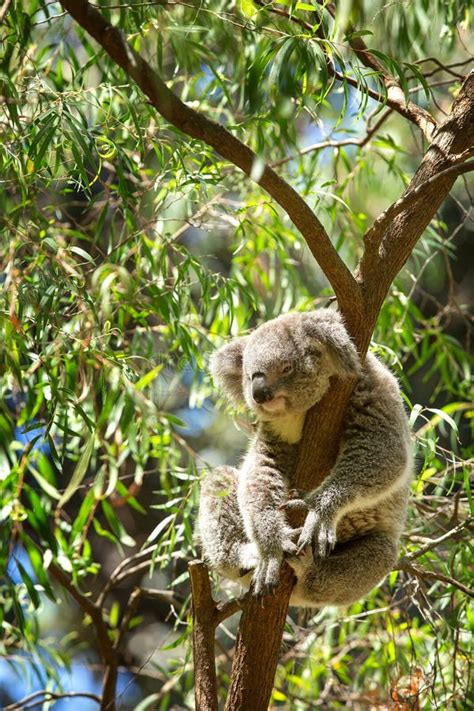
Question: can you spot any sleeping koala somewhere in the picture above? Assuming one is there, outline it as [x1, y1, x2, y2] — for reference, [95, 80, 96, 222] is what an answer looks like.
[198, 309, 412, 606]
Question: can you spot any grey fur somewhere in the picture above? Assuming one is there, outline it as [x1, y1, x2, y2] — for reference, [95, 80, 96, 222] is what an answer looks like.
[198, 309, 412, 606]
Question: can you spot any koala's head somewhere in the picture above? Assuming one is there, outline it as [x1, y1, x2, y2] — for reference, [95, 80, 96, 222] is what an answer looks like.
[211, 309, 360, 420]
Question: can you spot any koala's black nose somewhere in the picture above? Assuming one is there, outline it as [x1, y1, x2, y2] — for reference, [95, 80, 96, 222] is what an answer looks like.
[252, 375, 273, 404]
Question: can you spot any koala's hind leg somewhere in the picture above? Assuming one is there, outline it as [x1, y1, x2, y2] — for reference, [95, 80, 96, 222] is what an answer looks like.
[288, 532, 398, 607]
[198, 466, 259, 579]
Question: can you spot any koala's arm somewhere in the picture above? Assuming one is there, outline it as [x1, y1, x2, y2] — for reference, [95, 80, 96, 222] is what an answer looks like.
[291, 356, 412, 556]
[238, 447, 299, 593]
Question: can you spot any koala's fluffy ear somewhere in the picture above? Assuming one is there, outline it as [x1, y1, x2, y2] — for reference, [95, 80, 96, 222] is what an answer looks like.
[303, 309, 361, 376]
[210, 337, 248, 405]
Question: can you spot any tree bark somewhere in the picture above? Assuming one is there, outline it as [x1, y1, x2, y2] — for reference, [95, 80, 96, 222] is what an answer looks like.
[189, 561, 219, 711]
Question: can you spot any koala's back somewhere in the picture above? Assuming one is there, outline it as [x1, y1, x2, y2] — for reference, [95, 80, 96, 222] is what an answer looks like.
[335, 353, 412, 542]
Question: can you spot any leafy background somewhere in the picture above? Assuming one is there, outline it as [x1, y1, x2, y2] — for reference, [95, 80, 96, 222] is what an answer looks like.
[0, 1, 472, 709]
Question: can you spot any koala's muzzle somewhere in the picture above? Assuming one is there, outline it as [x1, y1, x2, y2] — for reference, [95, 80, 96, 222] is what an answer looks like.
[251, 375, 273, 404]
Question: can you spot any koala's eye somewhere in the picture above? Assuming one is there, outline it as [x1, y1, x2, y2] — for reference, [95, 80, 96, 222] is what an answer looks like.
[281, 362, 293, 375]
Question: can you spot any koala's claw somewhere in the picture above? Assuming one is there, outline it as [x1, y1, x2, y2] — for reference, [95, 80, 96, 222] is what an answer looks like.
[316, 523, 337, 558]
[252, 555, 282, 596]
[297, 508, 337, 558]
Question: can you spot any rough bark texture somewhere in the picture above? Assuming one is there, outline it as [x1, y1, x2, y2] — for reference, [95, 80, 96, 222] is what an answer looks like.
[223, 565, 294, 711]
[189, 561, 219, 711]
[55, 3, 474, 708]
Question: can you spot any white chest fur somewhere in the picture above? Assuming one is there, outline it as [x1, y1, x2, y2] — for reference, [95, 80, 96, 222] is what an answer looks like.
[267, 412, 305, 444]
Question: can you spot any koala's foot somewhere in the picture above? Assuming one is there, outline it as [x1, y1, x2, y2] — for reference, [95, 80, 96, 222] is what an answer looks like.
[251, 555, 282, 596]
[297, 508, 337, 558]
[251, 531, 302, 596]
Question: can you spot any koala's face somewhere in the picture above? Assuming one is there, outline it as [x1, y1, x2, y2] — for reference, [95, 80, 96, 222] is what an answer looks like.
[242, 315, 336, 418]
[212, 309, 360, 421]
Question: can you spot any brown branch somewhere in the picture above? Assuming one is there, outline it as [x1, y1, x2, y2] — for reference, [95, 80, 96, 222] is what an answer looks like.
[397, 561, 474, 598]
[98, 544, 156, 606]
[357, 70, 474, 350]
[189, 561, 219, 711]
[400, 518, 472, 563]
[324, 3, 437, 138]
[115, 587, 142, 650]
[140, 586, 185, 608]
[59, 0, 362, 320]
[255, 0, 435, 136]
[215, 594, 248, 626]
[364, 160, 474, 248]
[413, 57, 472, 80]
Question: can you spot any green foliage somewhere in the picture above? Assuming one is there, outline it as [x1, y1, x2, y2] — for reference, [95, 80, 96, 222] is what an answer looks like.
[0, 1, 472, 708]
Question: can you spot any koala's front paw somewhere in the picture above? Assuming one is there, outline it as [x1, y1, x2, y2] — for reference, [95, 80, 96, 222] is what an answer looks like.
[297, 507, 337, 558]
[251, 555, 282, 596]
[251, 527, 301, 595]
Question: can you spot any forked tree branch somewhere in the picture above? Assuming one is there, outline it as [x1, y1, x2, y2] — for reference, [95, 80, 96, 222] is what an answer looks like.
[357, 71, 474, 346]
[60, 0, 362, 322]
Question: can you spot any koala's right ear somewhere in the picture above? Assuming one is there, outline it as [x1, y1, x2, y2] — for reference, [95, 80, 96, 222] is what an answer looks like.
[210, 337, 248, 406]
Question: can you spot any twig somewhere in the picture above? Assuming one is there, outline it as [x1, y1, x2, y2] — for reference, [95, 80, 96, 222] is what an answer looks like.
[414, 57, 472, 80]
[272, 108, 392, 168]
[215, 593, 248, 625]
[115, 587, 142, 650]
[140, 586, 185, 608]
[257, 0, 436, 137]
[98, 545, 157, 606]
[0, 0, 12, 24]
[399, 518, 472, 563]
[398, 561, 474, 598]
[4, 691, 102, 711]
[326, 3, 437, 138]
[48, 562, 118, 711]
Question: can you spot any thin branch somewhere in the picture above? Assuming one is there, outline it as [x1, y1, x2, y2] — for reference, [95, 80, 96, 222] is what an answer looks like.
[0, 0, 12, 24]
[399, 518, 472, 563]
[334, 12, 437, 138]
[256, 0, 435, 137]
[60, 0, 362, 319]
[356, 70, 474, 342]
[115, 587, 142, 650]
[98, 544, 156, 606]
[4, 691, 102, 711]
[413, 57, 472, 80]
[272, 108, 392, 168]
[140, 586, 185, 608]
[215, 593, 248, 626]
[397, 561, 474, 598]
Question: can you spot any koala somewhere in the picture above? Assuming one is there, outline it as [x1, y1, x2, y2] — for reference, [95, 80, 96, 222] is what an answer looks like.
[198, 309, 412, 607]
